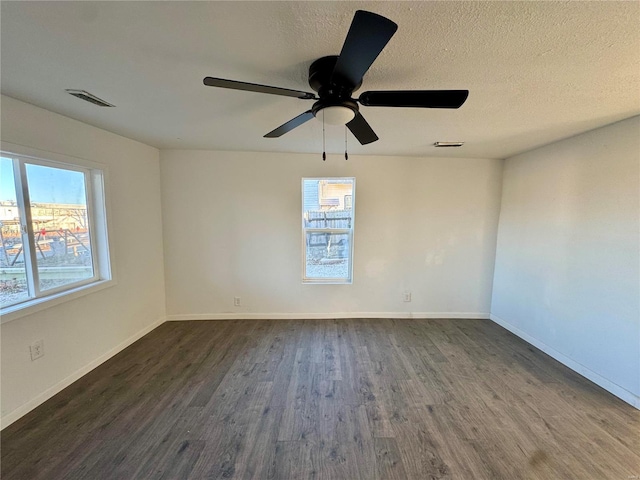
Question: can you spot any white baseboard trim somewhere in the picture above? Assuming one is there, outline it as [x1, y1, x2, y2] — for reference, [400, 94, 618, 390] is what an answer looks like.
[490, 314, 640, 410]
[167, 312, 490, 321]
[1, 316, 166, 430]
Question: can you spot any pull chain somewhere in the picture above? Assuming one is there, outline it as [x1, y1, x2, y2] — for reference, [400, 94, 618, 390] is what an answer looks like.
[322, 111, 326, 161]
[344, 126, 348, 160]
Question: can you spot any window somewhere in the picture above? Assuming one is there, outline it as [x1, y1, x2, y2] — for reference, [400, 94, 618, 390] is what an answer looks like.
[302, 178, 355, 283]
[0, 152, 111, 314]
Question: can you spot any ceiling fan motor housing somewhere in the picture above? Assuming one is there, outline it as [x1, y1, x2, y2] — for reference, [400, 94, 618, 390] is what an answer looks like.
[309, 55, 361, 121]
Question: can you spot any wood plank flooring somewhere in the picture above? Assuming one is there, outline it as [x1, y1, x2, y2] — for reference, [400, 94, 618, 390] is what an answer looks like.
[2, 319, 639, 479]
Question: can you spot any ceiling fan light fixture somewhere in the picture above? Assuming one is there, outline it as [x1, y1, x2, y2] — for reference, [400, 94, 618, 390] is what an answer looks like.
[319, 106, 356, 125]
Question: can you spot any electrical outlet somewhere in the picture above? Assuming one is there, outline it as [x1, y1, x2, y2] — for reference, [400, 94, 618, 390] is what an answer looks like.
[234, 296, 241, 307]
[30, 340, 44, 361]
[403, 292, 412, 302]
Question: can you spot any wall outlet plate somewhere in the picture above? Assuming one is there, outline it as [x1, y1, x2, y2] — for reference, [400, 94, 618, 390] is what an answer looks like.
[30, 340, 44, 361]
[403, 292, 412, 302]
[234, 296, 241, 307]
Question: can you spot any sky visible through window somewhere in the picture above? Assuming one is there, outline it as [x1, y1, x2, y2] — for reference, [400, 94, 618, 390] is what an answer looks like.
[0, 158, 15, 201]
[1, 157, 86, 204]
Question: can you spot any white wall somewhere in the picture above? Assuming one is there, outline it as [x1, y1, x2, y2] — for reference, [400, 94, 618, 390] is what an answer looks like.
[491, 116, 640, 407]
[160, 150, 503, 319]
[0, 96, 166, 426]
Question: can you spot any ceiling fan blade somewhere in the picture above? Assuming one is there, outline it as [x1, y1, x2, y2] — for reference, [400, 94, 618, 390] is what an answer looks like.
[204, 77, 316, 100]
[331, 10, 398, 89]
[264, 110, 315, 138]
[346, 112, 379, 145]
[359, 90, 469, 109]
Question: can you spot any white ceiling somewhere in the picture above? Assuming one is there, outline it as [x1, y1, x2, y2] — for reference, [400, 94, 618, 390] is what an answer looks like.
[2, 1, 639, 159]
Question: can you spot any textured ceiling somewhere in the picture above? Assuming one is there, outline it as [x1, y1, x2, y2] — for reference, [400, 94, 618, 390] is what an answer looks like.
[1, 1, 639, 159]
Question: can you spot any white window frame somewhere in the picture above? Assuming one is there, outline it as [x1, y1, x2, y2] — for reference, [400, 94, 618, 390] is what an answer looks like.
[302, 177, 355, 284]
[1, 148, 113, 321]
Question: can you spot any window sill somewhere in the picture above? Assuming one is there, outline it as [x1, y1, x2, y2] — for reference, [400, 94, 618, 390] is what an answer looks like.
[0, 279, 116, 324]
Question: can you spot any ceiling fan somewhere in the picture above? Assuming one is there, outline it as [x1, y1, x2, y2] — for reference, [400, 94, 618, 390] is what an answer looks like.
[203, 10, 468, 145]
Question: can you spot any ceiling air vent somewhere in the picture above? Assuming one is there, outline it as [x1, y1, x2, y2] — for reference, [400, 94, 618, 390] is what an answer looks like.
[434, 142, 464, 147]
[65, 89, 115, 107]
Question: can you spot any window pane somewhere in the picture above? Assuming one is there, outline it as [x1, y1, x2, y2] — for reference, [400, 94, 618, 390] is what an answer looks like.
[303, 178, 354, 222]
[305, 232, 351, 280]
[302, 178, 354, 283]
[0, 157, 31, 307]
[25, 163, 94, 291]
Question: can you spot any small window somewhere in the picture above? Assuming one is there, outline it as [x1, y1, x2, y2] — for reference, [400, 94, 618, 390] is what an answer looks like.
[302, 178, 355, 284]
[0, 153, 111, 313]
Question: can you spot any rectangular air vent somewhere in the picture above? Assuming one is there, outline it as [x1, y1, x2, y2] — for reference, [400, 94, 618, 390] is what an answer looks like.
[434, 142, 464, 147]
[65, 89, 115, 107]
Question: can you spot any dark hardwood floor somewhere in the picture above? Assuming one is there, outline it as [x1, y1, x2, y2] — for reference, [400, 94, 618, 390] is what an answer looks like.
[2, 319, 639, 479]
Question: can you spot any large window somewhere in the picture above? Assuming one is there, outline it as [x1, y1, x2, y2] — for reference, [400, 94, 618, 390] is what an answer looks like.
[302, 178, 355, 284]
[0, 152, 111, 313]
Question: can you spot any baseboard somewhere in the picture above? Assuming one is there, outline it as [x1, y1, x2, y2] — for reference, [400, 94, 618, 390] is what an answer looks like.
[1, 316, 166, 430]
[490, 314, 640, 410]
[167, 312, 490, 321]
